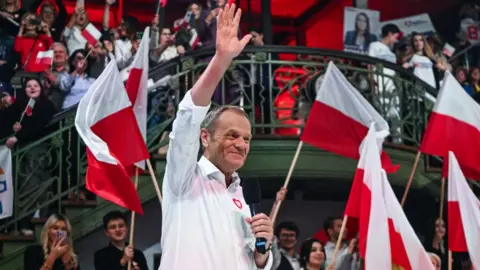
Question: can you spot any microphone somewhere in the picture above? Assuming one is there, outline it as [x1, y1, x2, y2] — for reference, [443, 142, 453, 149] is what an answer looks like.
[242, 178, 268, 254]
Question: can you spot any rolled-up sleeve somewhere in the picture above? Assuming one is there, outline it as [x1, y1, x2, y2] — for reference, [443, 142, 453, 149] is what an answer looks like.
[163, 90, 210, 197]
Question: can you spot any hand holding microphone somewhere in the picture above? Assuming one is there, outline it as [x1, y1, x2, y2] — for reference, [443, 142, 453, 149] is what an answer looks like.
[243, 178, 274, 255]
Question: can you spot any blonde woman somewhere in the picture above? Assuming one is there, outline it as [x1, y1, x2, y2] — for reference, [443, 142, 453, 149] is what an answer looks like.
[401, 32, 449, 89]
[24, 213, 80, 270]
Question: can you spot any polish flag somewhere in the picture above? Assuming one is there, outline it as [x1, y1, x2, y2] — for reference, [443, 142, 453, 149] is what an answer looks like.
[447, 151, 480, 270]
[420, 72, 480, 180]
[24, 98, 36, 116]
[382, 170, 435, 270]
[35, 50, 53, 66]
[75, 60, 149, 214]
[173, 11, 193, 32]
[346, 124, 391, 269]
[189, 28, 199, 50]
[301, 61, 399, 173]
[82, 23, 102, 46]
[125, 27, 150, 170]
[345, 126, 433, 270]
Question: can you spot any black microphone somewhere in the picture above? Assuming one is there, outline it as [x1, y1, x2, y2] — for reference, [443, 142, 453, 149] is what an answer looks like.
[242, 178, 268, 254]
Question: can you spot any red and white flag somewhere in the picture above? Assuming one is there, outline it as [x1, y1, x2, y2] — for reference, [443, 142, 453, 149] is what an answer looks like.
[345, 125, 433, 270]
[189, 28, 199, 50]
[125, 27, 150, 170]
[301, 61, 398, 173]
[345, 124, 391, 269]
[420, 72, 480, 180]
[173, 11, 193, 32]
[24, 98, 35, 116]
[75, 60, 149, 214]
[82, 23, 102, 46]
[35, 50, 53, 66]
[447, 151, 480, 270]
[382, 170, 435, 270]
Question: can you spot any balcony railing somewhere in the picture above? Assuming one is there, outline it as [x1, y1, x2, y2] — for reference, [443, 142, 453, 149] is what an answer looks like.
[0, 45, 437, 233]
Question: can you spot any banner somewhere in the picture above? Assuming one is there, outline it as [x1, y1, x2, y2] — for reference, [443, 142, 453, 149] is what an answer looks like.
[381, 13, 436, 38]
[460, 19, 479, 44]
[344, 7, 380, 54]
[0, 145, 13, 219]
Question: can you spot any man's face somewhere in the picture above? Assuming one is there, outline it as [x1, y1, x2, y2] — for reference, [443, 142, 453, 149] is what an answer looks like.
[52, 44, 67, 66]
[201, 110, 251, 174]
[41, 6, 56, 25]
[278, 228, 297, 250]
[328, 219, 345, 240]
[105, 218, 127, 242]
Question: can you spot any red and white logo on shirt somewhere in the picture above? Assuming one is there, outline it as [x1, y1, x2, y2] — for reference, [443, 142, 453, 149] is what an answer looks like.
[232, 198, 242, 209]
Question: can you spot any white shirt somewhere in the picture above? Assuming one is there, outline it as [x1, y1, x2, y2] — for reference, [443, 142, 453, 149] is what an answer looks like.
[115, 39, 134, 70]
[63, 26, 87, 56]
[325, 241, 348, 268]
[409, 54, 436, 88]
[368, 41, 396, 96]
[159, 91, 273, 270]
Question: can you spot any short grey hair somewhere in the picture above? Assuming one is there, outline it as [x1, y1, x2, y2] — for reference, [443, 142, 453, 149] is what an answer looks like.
[201, 105, 249, 134]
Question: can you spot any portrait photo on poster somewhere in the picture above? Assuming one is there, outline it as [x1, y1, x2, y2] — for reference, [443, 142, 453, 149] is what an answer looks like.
[343, 7, 380, 54]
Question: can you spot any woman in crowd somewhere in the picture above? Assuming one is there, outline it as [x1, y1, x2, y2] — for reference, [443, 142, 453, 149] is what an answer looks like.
[344, 12, 377, 52]
[0, 0, 26, 37]
[60, 49, 95, 110]
[401, 32, 448, 89]
[30, 0, 67, 42]
[14, 12, 54, 72]
[63, 4, 89, 55]
[423, 219, 447, 270]
[0, 77, 56, 149]
[24, 213, 80, 270]
[299, 238, 326, 270]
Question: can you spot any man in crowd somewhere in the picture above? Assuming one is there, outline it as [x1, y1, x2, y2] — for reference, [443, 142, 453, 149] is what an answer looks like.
[272, 221, 301, 270]
[323, 217, 358, 270]
[94, 211, 148, 270]
[159, 4, 274, 270]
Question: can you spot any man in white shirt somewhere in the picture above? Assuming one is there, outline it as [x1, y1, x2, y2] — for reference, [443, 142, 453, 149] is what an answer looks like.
[159, 4, 274, 270]
[367, 23, 402, 144]
[323, 217, 358, 270]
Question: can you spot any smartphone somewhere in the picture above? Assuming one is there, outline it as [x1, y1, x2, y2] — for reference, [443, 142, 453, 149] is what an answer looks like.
[30, 19, 41, 26]
[135, 32, 143, 41]
[56, 230, 67, 242]
[211, 0, 218, 9]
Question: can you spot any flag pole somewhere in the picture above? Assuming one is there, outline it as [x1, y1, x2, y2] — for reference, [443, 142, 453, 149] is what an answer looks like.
[127, 168, 139, 270]
[400, 151, 422, 207]
[439, 177, 446, 220]
[146, 159, 163, 205]
[448, 250, 452, 270]
[270, 141, 303, 224]
[85, 47, 94, 59]
[331, 215, 349, 267]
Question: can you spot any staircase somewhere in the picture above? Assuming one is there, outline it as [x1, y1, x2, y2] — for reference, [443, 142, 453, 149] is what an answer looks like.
[0, 46, 441, 269]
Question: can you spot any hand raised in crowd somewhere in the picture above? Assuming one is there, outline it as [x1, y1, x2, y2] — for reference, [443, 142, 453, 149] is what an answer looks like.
[132, 261, 140, 270]
[103, 40, 113, 53]
[120, 245, 134, 266]
[44, 69, 57, 84]
[106, 0, 116, 5]
[215, 4, 251, 60]
[6, 136, 17, 149]
[246, 213, 274, 249]
[177, 45, 185, 55]
[205, 8, 219, 25]
[13, 122, 22, 132]
[275, 187, 287, 202]
[50, 238, 69, 258]
[75, 5, 85, 15]
[347, 238, 358, 254]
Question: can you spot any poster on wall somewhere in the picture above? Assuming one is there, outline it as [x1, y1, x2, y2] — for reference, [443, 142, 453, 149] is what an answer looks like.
[380, 13, 436, 38]
[343, 7, 380, 54]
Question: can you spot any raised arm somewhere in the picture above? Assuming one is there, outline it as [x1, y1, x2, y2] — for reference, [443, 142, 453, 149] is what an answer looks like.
[164, 3, 252, 196]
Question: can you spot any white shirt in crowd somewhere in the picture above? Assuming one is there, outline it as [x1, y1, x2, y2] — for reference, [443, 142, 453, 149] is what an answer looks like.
[409, 54, 436, 88]
[324, 241, 358, 270]
[63, 26, 87, 56]
[159, 91, 273, 270]
[115, 38, 134, 70]
[158, 46, 178, 63]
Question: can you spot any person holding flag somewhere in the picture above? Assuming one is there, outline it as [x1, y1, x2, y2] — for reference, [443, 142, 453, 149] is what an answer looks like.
[159, 4, 274, 270]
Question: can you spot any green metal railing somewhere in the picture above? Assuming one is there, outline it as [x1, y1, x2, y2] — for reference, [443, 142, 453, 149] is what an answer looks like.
[0, 45, 437, 233]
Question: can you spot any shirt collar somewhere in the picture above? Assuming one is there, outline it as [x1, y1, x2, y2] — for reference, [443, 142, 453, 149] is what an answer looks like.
[198, 156, 240, 187]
